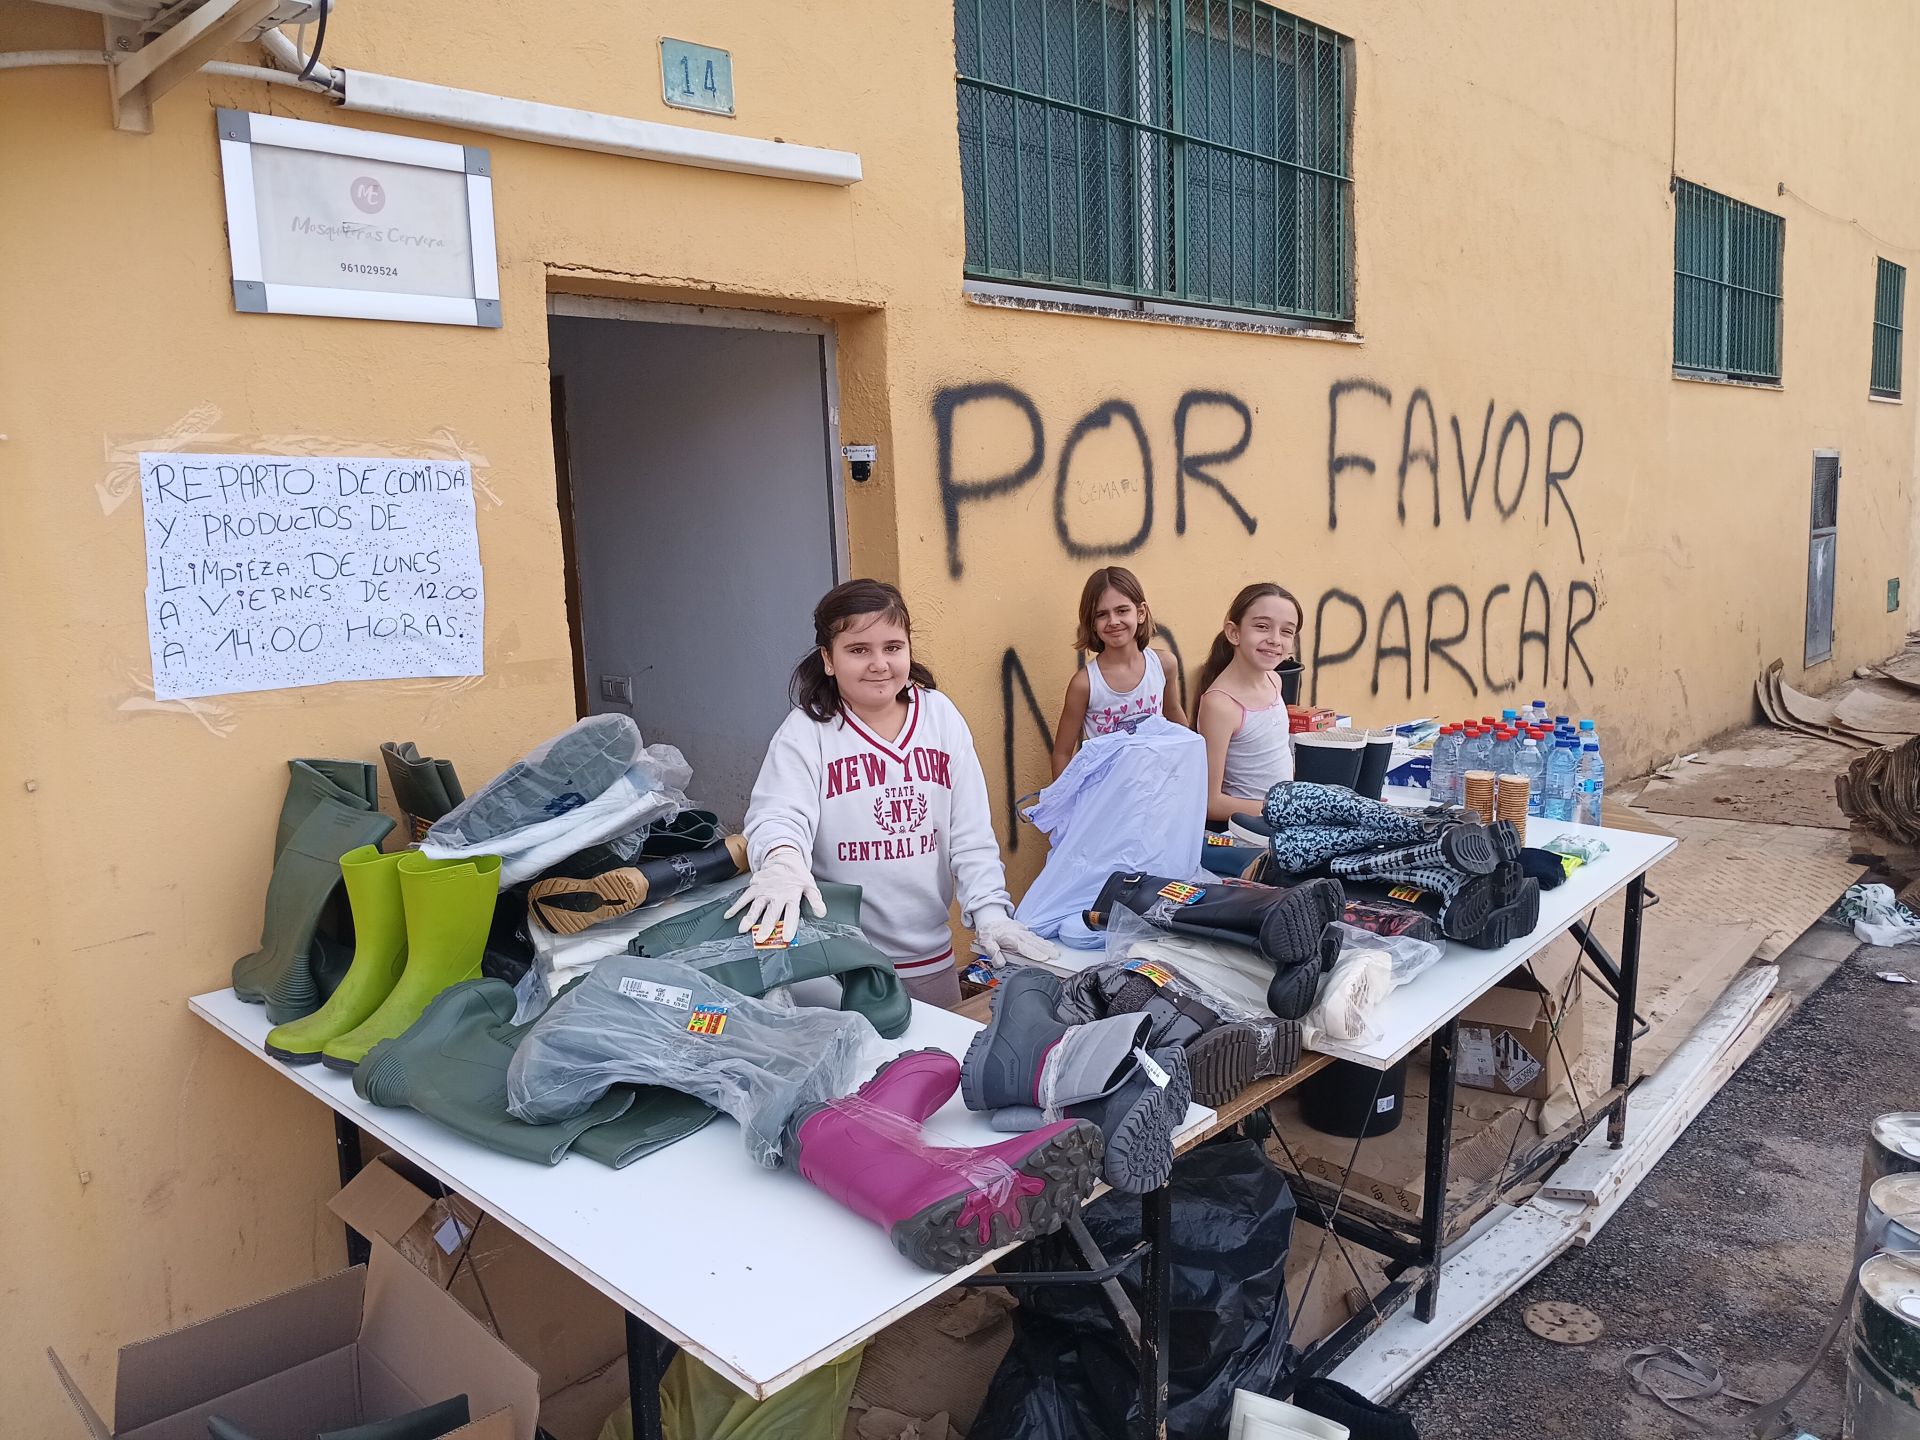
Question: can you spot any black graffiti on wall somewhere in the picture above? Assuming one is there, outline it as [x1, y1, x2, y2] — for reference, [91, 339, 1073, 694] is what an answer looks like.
[934, 384, 1261, 579]
[1308, 575, 1599, 705]
[936, 377, 1602, 838]
[1327, 380, 1587, 560]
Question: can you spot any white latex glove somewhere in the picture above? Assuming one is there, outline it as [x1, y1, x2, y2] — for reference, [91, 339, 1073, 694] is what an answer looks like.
[724, 847, 826, 946]
[971, 907, 1059, 968]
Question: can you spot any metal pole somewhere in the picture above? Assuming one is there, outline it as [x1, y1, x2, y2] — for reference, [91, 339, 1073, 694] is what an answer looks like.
[1137, 1187, 1172, 1440]
[1415, 1020, 1458, 1323]
[334, 1113, 370, 1268]
[1609, 875, 1647, 1147]
[625, 1311, 670, 1440]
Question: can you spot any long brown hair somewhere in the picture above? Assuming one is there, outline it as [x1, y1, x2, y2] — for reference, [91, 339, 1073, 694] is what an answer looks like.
[1074, 566, 1153, 653]
[790, 579, 938, 722]
[1192, 582, 1302, 720]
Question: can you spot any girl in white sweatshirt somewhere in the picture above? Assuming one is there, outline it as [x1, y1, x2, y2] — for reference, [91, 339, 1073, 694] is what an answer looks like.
[730, 579, 1057, 1007]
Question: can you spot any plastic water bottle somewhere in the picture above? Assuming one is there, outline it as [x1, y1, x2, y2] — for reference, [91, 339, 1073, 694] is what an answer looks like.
[1428, 726, 1459, 804]
[1531, 699, 1550, 728]
[1490, 725, 1517, 777]
[1518, 729, 1547, 816]
[1544, 737, 1579, 821]
[1575, 741, 1606, 825]
[1579, 717, 1600, 750]
[1463, 724, 1493, 775]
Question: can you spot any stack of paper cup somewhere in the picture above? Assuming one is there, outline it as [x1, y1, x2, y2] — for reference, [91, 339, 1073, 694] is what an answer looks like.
[1463, 770, 1496, 825]
[1496, 773, 1531, 828]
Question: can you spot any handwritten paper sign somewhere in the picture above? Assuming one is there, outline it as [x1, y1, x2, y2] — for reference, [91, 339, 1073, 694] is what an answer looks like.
[140, 452, 484, 701]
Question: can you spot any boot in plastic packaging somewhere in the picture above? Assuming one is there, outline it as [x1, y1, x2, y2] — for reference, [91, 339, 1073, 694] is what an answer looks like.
[507, 954, 880, 1167]
[632, 885, 911, 1039]
[971, 1138, 1297, 1440]
[596, 1346, 863, 1440]
[422, 714, 694, 885]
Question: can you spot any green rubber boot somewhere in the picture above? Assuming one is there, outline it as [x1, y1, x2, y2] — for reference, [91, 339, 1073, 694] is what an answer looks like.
[265, 847, 409, 1064]
[322, 853, 502, 1070]
[381, 741, 465, 842]
[234, 801, 397, 1022]
[276, 759, 379, 859]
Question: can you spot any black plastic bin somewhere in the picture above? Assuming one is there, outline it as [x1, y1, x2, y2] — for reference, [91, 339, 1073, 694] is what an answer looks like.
[1299, 1057, 1407, 1138]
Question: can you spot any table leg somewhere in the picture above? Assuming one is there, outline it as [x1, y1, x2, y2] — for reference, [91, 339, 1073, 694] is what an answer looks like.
[625, 1311, 672, 1440]
[1136, 1187, 1171, 1440]
[334, 1113, 370, 1268]
[1608, 875, 1647, 1148]
[1415, 1020, 1458, 1323]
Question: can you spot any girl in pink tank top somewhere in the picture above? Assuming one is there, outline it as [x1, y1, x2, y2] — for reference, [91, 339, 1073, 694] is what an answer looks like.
[1049, 567, 1188, 778]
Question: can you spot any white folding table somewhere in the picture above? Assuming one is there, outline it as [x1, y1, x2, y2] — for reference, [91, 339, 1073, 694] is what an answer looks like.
[191, 989, 1216, 1439]
[1284, 818, 1676, 1372]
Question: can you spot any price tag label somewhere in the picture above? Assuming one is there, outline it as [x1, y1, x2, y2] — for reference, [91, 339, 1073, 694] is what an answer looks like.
[618, 978, 692, 1010]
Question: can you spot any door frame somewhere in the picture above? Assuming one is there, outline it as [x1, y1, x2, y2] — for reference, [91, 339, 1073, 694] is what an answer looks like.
[546, 294, 850, 582]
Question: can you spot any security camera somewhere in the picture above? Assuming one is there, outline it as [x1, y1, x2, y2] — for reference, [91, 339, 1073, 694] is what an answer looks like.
[842, 444, 876, 483]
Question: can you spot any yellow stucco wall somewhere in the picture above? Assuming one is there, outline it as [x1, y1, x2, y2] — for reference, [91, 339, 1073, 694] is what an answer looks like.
[4, 1, 1917, 1427]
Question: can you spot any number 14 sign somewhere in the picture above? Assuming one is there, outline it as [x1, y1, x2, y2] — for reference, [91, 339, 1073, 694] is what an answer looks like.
[659, 38, 735, 118]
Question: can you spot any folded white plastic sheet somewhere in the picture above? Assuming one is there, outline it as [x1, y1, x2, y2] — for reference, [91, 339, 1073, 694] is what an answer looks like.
[1014, 717, 1208, 940]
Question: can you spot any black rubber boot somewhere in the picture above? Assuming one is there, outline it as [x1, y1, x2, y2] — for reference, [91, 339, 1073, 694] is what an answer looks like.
[1054, 960, 1304, 1106]
[1083, 870, 1345, 1019]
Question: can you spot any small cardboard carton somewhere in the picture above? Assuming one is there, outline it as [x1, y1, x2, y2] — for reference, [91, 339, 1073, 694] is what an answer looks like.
[50, 1240, 539, 1440]
[329, 1154, 624, 1401]
[1456, 960, 1586, 1102]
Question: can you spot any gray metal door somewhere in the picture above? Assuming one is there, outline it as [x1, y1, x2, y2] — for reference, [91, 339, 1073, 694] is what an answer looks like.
[1805, 450, 1840, 667]
[548, 306, 844, 824]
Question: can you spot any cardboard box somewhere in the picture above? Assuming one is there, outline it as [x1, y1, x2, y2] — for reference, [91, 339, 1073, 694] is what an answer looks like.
[329, 1154, 625, 1402]
[1456, 962, 1586, 1102]
[50, 1242, 539, 1440]
[1287, 705, 1337, 733]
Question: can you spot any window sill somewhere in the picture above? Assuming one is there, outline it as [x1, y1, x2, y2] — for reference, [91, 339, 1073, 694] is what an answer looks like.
[1673, 369, 1783, 391]
[1870, 392, 1904, 405]
[965, 283, 1362, 344]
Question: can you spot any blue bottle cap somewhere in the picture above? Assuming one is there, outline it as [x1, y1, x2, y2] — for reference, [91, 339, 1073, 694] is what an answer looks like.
[1579, 718, 1595, 731]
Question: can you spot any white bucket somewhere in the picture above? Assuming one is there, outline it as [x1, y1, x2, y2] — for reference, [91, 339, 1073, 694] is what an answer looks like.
[1228, 1389, 1351, 1440]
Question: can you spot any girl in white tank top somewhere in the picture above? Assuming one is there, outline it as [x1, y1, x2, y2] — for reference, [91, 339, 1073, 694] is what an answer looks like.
[1193, 583, 1303, 824]
[1050, 567, 1188, 779]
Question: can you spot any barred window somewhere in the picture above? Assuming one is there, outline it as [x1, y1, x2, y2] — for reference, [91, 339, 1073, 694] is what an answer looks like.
[1673, 179, 1784, 383]
[955, 0, 1354, 324]
[1872, 257, 1905, 399]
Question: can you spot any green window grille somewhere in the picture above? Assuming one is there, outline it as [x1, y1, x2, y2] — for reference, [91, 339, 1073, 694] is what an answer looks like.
[1673, 178, 1784, 383]
[1872, 257, 1905, 398]
[954, 0, 1354, 324]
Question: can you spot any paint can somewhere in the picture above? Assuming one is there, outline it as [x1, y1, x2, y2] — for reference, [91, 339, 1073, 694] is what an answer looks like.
[1859, 1114, 1920, 1254]
[1355, 730, 1396, 801]
[1295, 730, 1367, 790]
[1863, 1175, 1920, 1262]
[1844, 1252, 1920, 1439]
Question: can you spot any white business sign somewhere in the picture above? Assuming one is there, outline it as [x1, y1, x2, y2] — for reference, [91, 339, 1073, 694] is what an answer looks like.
[218, 109, 500, 327]
[140, 452, 485, 701]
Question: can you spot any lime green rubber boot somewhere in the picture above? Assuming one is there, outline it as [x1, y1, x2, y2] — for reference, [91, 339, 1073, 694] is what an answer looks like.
[265, 846, 408, 1064]
[322, 852, 502, 1071]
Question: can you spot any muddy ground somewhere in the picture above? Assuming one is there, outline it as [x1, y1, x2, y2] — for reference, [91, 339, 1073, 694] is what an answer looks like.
[1400, 940, 1920, 1439]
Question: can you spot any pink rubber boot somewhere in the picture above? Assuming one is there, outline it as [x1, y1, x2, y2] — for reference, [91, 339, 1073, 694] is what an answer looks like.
[788, 1048, 1103, 1271]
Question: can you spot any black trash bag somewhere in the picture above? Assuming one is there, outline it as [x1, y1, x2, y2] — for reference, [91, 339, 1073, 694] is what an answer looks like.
[971, 1138, 1297, 1440]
